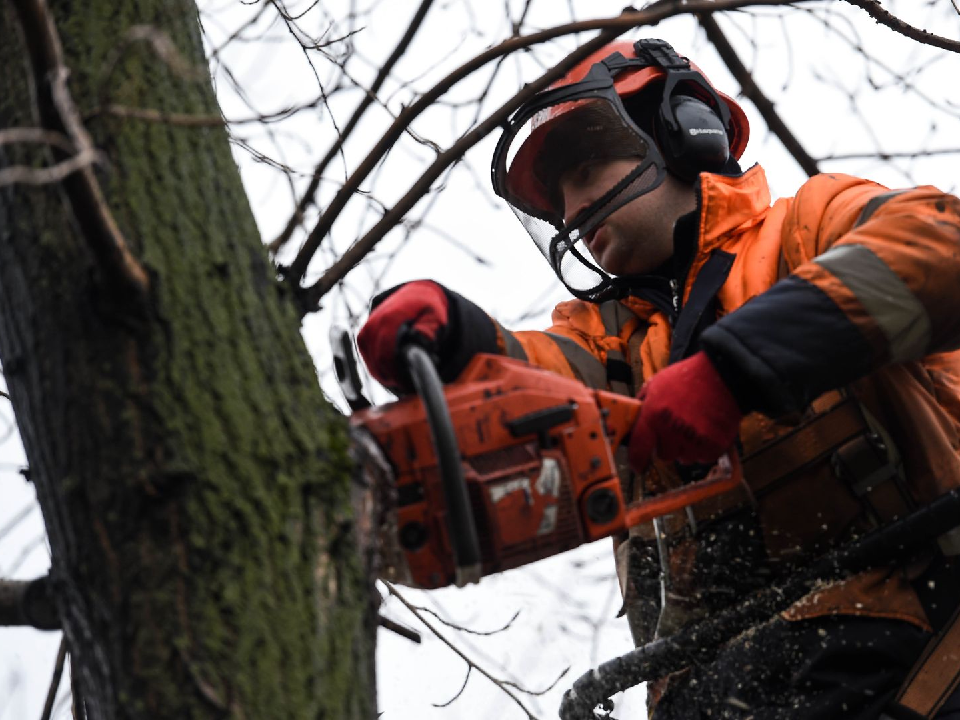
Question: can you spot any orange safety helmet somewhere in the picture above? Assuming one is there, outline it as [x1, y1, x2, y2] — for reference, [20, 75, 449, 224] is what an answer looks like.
[490, 38, 750, 301]
[496, 39, 749, 223]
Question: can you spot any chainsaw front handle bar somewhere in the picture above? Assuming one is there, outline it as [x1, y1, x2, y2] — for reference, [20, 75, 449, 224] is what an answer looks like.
[402, 344, 482, 586]
[624, 451, 742, 527]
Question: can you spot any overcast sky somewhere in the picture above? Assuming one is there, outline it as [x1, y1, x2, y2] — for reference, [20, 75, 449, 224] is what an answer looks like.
[2, 2, 960, 719]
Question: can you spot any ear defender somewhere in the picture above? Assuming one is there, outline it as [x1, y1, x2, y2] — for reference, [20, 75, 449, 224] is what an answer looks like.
[654, 94, 731, 181]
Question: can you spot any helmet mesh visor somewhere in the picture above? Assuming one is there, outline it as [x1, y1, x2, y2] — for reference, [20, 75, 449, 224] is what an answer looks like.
[519, 162, 663, 299]
[497, 98, 665, 299]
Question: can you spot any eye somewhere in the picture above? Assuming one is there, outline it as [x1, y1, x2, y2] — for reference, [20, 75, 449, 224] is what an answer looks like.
[569, 160, 600, 186]
[557, 159, 601, 200]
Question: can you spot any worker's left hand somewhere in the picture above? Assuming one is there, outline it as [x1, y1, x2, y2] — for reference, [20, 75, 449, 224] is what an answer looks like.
[628, 351, 742, 470]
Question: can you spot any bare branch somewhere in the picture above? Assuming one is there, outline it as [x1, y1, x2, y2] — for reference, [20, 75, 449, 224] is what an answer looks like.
[291, 0, 813, 307]
[842, 0, 960, 54]
[40, 638, 67, 720]
[268, 0, 438, 254]
[8, 0, 151, 297]
[698, 12, 820, 177]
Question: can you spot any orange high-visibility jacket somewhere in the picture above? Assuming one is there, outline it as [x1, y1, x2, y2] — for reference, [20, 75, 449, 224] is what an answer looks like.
[492, 164, 960, 633]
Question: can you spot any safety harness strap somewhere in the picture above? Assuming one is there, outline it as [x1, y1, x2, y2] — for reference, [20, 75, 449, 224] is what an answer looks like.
[686, 394, 862, 524]
[494, 319, 529, 362]
[668, 250, 736, 364]
[669, 394, 915, 554]
[599, 300, 638, 396]
[886, 602, 960, 718]
[543, 331, 608, 389]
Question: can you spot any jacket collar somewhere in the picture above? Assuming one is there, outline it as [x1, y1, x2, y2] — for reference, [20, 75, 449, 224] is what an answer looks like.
[617, 164, 771, 320]
[696, 163, 771, 254]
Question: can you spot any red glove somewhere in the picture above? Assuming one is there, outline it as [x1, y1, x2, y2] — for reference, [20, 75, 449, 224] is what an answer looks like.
[628, 351, 742, 470]
[357, 280, 450, 388]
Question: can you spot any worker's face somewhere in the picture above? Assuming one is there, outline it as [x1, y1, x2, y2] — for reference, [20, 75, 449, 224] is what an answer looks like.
[558, 157, 680, 276]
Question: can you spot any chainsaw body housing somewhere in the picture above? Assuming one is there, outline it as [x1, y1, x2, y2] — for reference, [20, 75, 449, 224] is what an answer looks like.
[351, 353, 640, 589]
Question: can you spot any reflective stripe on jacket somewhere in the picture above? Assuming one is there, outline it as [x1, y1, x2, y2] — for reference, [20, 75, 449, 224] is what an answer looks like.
[493, 164, 960, 633]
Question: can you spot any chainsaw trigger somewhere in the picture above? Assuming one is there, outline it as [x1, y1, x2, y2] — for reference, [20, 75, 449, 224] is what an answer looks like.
[505, 403, 576, 437]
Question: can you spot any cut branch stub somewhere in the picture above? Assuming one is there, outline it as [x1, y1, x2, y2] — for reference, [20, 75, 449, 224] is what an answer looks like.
[0, 576, 60, 630]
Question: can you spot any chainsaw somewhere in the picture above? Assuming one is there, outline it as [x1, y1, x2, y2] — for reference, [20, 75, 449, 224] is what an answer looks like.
[334, 329, 740, 590]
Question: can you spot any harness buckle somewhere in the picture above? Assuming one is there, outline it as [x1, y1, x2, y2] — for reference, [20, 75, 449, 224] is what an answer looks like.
[831, 432, 914, 529]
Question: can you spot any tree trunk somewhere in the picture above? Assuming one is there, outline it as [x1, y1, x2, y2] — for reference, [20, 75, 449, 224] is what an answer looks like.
[0, 1, 377, 718]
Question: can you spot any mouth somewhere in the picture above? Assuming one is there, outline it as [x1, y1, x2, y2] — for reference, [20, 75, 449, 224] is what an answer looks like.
[585, 224, 606, 255]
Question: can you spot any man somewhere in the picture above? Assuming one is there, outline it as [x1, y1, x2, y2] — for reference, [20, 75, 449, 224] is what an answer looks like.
[358, 38, 960, 719]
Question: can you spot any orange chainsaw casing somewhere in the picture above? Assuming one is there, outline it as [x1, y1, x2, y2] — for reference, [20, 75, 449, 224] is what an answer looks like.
[351, 353, 641, 589]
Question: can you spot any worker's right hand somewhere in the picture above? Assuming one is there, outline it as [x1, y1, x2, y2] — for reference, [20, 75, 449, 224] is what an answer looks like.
[358, 280, 452, 389]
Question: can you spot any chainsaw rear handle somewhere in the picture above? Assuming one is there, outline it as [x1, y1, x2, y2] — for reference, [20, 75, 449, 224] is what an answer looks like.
[401, 343, 482, 586]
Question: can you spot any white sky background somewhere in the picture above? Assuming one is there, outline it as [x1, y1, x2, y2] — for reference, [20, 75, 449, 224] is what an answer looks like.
[3, 1, 960, 719]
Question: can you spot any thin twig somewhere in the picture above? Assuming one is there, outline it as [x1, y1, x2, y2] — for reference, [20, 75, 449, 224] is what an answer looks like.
[0, 148, 101, 188]
[268, 0, 438, 254]
[9, 0, 150, 296]
[88, 105, 226, 127]
[292, 0, 812, 306]
[88, 94, 331, 127]
[0, 127, 74, 152]
[0, 504, 37, 543]
[698, 12, 820, 177]
[120, 25, 202, 78]
[434, 666, 472, 708]
[40, 638, 67, 720]
[842, 0, 960, 54]
[384, 580, 567, 717]
[822, 148, 960, 161]
[95, 23, 205, 115]
[205, 2, 272, 65]
[413, 605, 521, 636]
[3, 534, 48, 577]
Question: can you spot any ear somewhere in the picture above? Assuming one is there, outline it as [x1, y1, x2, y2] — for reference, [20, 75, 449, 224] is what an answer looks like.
[654, 95, 730, 181]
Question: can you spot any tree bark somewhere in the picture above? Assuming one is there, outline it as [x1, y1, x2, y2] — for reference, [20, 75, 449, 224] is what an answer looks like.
[0, 1, 377, 718]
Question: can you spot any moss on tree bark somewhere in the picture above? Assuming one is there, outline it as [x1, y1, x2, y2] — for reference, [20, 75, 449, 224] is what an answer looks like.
[0, 1, 376, 717]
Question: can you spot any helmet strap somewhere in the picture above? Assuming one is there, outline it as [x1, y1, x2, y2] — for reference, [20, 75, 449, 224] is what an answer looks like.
[548, 157, 668, 300]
